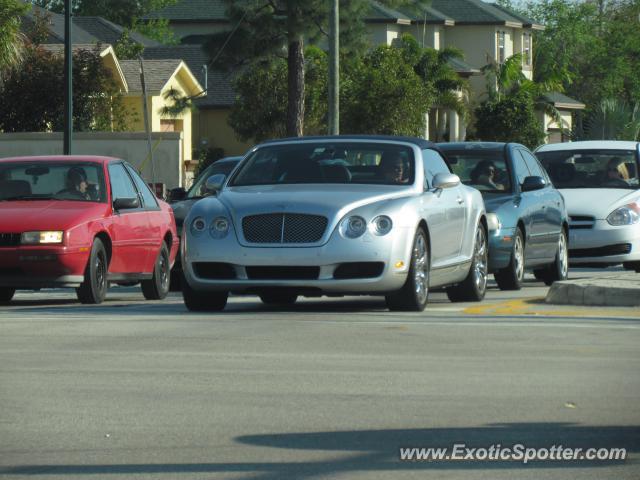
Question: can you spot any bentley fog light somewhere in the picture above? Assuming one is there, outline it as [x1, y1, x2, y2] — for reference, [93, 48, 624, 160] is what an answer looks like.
[21, 231, 64, 244]
[191, 217, 206, 235]
[607, 202, 640, 226]
[486, 213, 502, 231]
[340, 215, 367, 239]
[210, 216, 230, 239]
[371, 215, 393, 236]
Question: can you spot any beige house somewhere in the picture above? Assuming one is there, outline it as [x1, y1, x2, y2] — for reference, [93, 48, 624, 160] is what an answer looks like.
[20, 6, 205, 187]
[145, 0, 585, 147]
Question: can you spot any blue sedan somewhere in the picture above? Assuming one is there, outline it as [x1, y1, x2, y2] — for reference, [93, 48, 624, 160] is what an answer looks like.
[438, 142, 569, 289]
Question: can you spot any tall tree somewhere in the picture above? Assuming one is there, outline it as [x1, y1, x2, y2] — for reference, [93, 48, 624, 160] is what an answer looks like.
[0, 0, 30, 80]
[0, 44, 129, 132]
[211, 0, 427, 138]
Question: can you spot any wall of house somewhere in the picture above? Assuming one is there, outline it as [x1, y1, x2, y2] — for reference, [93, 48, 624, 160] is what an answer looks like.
[122, 96, 145, 131]
[192, 108, 252, 157]
[0, 131, 184, 188]
[537, 109, 573, 143]
[368, 23, 404, 46]
[407, 24, 443, 49]
[444, 25, 496, 101]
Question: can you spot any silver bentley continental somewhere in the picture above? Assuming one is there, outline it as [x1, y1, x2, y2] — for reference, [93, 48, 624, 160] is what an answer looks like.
[181, 136, 488, 312]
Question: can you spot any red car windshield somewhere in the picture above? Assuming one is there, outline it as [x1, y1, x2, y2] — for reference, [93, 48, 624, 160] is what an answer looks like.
[0, 162, 107, 202]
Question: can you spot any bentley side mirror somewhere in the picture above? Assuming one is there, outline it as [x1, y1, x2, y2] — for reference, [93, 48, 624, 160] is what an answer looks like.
[521, 176, 546, 192]
[432, 172, 461, 190]
[205, 174, 226, 194]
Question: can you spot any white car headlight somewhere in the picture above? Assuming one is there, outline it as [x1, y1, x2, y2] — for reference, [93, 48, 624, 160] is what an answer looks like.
[371, 215, 393, 236]
[607, 202, 640, 226]
[486, 213, 502, 231]
[210, 216, 230, 239]
[340, 215, 367, 239]
[191, 216, 207, 235]
[21, 231, 64, 244]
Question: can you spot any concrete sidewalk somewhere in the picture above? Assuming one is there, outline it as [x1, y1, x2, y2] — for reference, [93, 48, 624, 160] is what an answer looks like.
[546, 271, 640, 307]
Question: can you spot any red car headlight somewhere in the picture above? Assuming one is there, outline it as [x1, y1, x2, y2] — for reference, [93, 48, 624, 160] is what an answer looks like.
[20, 231, 64, 245]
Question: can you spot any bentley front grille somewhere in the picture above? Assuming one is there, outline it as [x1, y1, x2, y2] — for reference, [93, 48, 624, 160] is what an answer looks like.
[242, 213, 328, 244]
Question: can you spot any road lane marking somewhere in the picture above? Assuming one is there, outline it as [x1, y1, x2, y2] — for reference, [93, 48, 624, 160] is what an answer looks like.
[464, 298, 640, 318]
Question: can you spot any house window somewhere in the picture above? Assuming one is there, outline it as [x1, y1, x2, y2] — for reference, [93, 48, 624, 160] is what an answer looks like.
[523, 33, 531, 66]
[497, 31, 506, 63]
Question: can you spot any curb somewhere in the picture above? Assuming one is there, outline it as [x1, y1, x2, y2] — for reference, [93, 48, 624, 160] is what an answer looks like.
[546, 273, 640, 307]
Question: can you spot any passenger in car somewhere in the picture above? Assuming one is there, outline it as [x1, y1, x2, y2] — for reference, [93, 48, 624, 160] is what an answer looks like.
[471, 160, 503, 190]
[607, 157, 630, 182]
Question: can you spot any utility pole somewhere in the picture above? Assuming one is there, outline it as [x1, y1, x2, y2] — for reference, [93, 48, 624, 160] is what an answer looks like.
[328, 0, 339, 135]
[63, 0, 72, 154]
[139, 56, 156, 188]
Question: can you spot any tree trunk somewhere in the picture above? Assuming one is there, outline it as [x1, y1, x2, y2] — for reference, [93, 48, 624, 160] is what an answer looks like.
[287, 34, 305, 137]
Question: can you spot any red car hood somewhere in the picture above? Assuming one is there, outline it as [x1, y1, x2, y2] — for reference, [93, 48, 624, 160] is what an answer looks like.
[0, 200, 110, 231]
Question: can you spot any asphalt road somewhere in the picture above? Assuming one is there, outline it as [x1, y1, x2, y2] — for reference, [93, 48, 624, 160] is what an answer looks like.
[1, 269, 639, 480]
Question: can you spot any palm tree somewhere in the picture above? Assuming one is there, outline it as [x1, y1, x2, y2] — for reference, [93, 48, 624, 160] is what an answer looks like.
[578, 98, 640, 141]
[0, 0, 30, 80]
[482, 52, 566, 134]
[415, 46, 470, 141]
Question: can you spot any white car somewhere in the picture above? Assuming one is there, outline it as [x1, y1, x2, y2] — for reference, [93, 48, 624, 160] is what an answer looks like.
[535, 141, 640, 272]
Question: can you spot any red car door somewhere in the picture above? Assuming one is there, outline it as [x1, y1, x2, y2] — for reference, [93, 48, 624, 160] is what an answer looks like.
[124, 163, 164, 272]
[107, 163, 152, 274]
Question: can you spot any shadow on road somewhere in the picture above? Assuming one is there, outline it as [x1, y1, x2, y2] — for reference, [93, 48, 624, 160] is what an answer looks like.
[2, 423, 636, 478]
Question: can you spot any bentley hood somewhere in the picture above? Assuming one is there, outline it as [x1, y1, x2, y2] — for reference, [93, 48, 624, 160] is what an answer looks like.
[218, 184, 414, 219]
[559, 188, 639, 219]
[0, 200, 109, 232]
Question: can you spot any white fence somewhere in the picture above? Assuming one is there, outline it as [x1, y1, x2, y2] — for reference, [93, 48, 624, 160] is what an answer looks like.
[0, 132, 184, 188]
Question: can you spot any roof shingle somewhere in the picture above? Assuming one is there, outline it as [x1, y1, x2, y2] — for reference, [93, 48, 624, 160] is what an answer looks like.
[142, 0, 228, 21]
[143, 45, 235, 107]
[119, 59, 183, 93]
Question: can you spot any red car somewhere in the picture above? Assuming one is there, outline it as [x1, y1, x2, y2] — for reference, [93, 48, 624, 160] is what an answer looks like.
[0, 156, 179, 304]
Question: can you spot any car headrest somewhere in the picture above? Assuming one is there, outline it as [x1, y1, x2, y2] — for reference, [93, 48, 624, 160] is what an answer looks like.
[0, 179, 31, 199]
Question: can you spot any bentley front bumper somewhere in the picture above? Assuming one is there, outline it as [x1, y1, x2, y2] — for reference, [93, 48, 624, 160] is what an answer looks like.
[182, 227, 415, 294]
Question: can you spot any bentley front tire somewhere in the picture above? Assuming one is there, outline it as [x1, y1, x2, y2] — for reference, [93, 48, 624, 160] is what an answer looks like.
[0, 288, 15, 304]
[142, 243, 170, 300]
[446, 224, 488, 302]
[76, 238, 108, 304]
[385, 227, 429, 312]
[182, 275, 228, 311]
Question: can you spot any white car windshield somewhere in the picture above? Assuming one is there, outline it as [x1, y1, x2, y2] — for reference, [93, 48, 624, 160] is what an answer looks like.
[0, 162, 106, 202]
[230, 142, 415, 186]
[536, 149, 639, 189]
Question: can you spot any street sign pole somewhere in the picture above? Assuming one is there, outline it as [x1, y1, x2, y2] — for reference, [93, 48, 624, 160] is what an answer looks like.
[64, 0, 72, 154]
[328, 0, 339, 135]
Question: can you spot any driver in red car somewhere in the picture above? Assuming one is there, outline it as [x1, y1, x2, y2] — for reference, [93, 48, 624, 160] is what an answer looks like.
[59, 167, 91, 200]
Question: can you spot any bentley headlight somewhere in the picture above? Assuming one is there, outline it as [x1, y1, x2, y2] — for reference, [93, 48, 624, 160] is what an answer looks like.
[210, 216, 230, 239]
[340, 215, 367, 239]
[191, 216, 206, 235]
[21, 231, 63, 244]
[371, 215, 393, 236]
[607, 202, 640, 226]
[486, 213, 502, 231]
